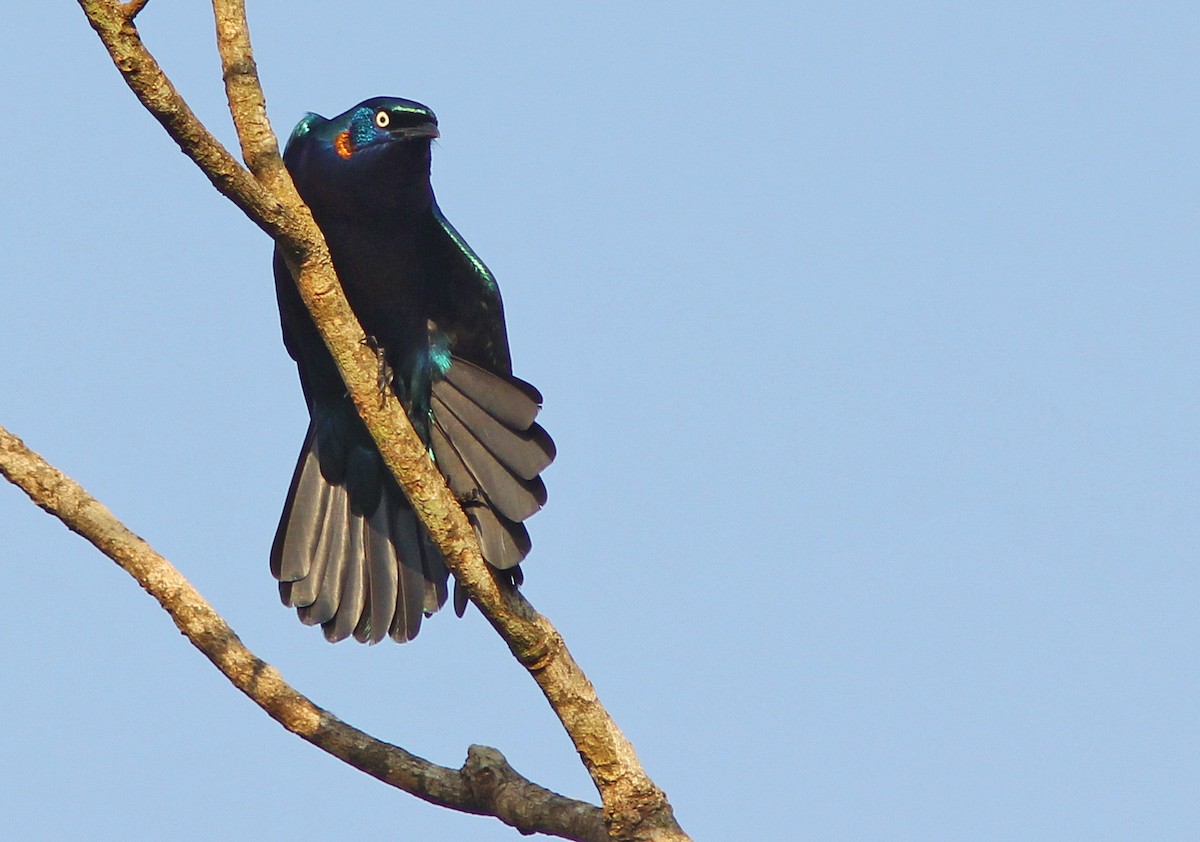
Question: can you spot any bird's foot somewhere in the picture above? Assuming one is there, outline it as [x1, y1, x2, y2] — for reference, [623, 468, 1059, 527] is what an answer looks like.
[361, 335, 395, 408]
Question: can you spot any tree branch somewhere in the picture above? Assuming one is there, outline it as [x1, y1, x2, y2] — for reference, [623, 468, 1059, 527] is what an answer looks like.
[0, 424, 607, 842]
[69, 2, 689, 839]
[78, 0, 285, 237]
[211, 0, 290, 195]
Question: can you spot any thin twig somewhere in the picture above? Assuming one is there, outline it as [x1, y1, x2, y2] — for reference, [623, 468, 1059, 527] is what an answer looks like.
[0, 424, 608, 842]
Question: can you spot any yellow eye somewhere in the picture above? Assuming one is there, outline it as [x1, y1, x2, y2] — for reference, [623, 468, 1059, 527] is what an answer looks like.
[374, 110, 390, 129]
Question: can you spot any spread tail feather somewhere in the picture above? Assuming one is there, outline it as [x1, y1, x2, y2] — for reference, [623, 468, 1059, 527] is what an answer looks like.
[430, 357, 554, 572]
[271, 356, 552, 639]
[271, 424, 448, 643]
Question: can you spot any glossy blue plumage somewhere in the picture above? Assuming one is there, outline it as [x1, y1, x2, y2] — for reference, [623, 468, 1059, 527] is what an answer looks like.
[270, 98, 554, 643]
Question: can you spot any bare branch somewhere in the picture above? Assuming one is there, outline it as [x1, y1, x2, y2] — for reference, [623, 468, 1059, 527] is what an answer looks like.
[71, 1, 689, 838]
[0, 424, 608, 842]
[211, 0, 291, 195]
[77, 0, 285, 237]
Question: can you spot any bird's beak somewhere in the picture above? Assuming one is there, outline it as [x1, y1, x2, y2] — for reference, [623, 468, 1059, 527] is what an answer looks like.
[396, 122, 440, 141]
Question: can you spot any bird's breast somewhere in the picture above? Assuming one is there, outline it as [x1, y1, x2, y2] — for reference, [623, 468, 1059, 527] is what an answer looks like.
[318, 215, 439, 381]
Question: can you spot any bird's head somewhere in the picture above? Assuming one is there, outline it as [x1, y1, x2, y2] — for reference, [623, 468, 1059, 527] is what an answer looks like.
[283, 97, 441, 218]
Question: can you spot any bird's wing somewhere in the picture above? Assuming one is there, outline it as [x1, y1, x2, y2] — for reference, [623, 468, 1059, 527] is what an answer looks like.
[425, 206, 514, 374]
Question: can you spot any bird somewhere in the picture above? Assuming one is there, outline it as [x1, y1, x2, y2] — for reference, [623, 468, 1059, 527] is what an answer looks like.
[269, 97, 554, 644]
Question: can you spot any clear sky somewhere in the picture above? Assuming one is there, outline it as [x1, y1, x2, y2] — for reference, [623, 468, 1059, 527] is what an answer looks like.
[1, 3, 1197, 840]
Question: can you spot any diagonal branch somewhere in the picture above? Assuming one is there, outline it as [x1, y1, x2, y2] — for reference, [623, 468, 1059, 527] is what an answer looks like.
[72, 1, 690, 839]
[211, 0, 290, 196]
[0, 424, 607, 842]
[78, 0, 284, 236]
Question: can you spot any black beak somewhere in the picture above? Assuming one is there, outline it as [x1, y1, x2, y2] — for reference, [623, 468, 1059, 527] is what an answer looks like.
[395, 122, 440, 141]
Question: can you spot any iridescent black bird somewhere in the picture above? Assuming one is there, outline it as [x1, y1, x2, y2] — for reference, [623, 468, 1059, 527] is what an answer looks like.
[270, 97, 554, 644]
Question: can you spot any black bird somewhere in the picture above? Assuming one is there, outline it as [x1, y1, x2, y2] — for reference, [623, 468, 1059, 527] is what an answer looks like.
[270, 97, 554, 644]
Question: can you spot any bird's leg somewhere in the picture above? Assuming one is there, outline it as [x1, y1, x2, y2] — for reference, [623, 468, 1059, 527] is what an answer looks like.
[360, 335, 394, 408]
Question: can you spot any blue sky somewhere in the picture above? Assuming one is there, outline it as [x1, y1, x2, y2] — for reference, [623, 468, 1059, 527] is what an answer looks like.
[1, 3, 1197, 839]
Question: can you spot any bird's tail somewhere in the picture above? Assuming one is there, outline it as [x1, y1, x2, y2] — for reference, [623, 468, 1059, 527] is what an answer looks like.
[270, 356, 554, 641]
[271, 425, 448, 643]
[429, 356, 555, 613]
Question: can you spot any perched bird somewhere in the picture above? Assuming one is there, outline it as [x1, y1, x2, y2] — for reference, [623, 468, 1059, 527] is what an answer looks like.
[270, 97, 554, 644]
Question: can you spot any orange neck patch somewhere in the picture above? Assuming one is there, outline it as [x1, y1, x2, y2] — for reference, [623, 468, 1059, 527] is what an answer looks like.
[334, 130, 354, 159]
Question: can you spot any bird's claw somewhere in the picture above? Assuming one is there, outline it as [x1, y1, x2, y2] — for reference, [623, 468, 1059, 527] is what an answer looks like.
[361, 335, 395, 408]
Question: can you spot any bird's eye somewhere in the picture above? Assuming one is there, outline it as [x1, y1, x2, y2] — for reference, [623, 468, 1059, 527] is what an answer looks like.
[374, 110, 391, 129]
